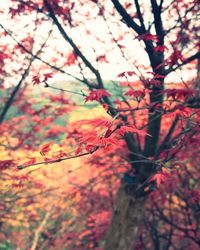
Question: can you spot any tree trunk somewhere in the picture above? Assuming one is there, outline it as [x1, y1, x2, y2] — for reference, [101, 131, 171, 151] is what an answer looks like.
[104, 181, 147, 250]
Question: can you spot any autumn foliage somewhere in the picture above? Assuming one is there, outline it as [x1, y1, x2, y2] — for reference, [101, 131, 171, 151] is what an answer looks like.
[0, 0, 200, 250]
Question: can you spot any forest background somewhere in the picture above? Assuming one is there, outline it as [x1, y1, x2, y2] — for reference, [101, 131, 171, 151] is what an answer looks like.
[0, 0, 199, 250]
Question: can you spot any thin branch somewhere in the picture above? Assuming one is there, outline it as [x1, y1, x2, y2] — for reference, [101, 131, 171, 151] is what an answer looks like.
[0, 24, 53, 124]
[111, 0, 156, 69]
[44, 82, 86, 96]
[110, 0, 143, 34]
[43, 0, 117, 116]
[0, 59, 33, 124]
[17, 123, 122, 170]
[43, 0, 104, 88]
[150, 0, 164, 43]
[17, 151, 93, 170]
[30, 211, 51, 250]
[0, 24, 92, 87]
[166, 51, 200, 75]
[134, 0, 146, 32]
[159, 0, 164, 12]
[156, 115, 179, 157]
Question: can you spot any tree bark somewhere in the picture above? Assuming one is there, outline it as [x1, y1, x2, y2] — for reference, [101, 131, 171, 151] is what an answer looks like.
[104, 181, 146, 250]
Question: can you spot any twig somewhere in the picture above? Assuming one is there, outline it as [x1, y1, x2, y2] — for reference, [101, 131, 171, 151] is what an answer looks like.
[17, 151, 93, 170]
[30, 211, 51, 250]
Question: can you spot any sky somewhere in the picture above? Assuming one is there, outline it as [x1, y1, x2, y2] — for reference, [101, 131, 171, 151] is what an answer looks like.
[0, 0, 197, 86]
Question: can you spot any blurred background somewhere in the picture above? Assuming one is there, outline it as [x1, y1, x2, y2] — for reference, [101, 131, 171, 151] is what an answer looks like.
[0, 0, 199, 249]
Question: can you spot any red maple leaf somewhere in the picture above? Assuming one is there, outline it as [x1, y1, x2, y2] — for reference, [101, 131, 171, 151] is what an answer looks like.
[40, 142, 52, 156]
[149, 168, 170, 185]
[77, 118, 111, 128]
[75, 145, 83, 155]
[85, 89, 111, 102]
[12, 183, 24, 188]
[119, 126, 151, 137]
[167, 49, 185, 65]
[125, 89, 145, 99]
[164, 88, 194, 100]
[32, 75, 40, 85]
[20, 157, 36, 167]
[154, 45, 168, 52]
[0, 160, 13, 170]
[117, 71, 135, 78]
[43, 73, 53, 81]
[138, 33, 159, 43]
[97, 55, 109, 63]
[126, 71, 135, 76]
[85, 144, 96, 153]
[66, 52, 77, 66]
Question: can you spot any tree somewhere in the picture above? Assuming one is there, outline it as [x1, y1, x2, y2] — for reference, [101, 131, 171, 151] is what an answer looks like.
[0, 0, 199, 249]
